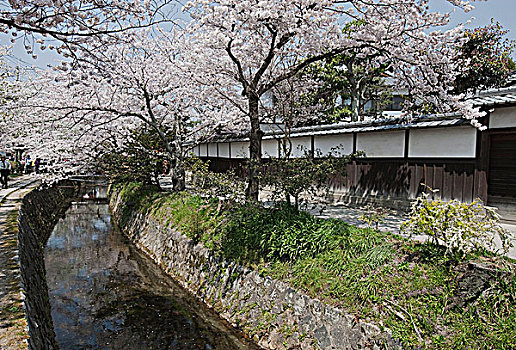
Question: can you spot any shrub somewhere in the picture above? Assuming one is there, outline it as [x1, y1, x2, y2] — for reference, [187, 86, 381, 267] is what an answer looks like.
[401, 192, 514, 259]
[186, 157, 246, 203]
[259, 146, 355, 209]
[359, 205, 389, 230]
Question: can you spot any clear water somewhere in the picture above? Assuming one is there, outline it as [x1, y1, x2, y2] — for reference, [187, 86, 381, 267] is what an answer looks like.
[45, 199, 256, 350]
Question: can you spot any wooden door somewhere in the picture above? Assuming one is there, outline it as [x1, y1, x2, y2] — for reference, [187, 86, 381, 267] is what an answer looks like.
[488, 132, 516, 203]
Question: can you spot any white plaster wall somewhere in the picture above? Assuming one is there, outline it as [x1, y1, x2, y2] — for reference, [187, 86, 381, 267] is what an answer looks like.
[314, 134, 354, 156]
[489, 106, 516, 129]
[408, 126, 477, 158]
[356, 130, 405, 158]
[218, 143, 230, 158]
[289, 136, 312, 158]
[191, 145, 200, 157]
[207, 143, 217, 157]
[199, 143, 208, 157]
[231, 141, 250, 158]
[262, 139, 279, 158]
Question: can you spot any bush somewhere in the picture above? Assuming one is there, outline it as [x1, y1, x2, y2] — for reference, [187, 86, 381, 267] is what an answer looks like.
[259, 146, 354, 209]
[186, 157, 246, 203]
[401, 192, 514, 259]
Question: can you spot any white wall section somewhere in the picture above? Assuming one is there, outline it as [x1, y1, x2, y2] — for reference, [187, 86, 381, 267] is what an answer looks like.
[262, 139, 279, 158]
[199, 143, 208, 157]
[409, 127, 476, 158]
[356, 130, 405, 158]
[218, 143, 230, 158]
[288, 136, 312, 158]
[208, 143, 218, 157]
[489, 106, 516, 129]
[231, 141, 250, 158]
[314, 134, 354, 156]
[191, 145, 200, 157]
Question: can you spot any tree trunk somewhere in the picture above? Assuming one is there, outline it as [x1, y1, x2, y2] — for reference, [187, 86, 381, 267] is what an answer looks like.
[171, 161, 185, 192]
[246, 93, 263, 201]
[347, 61, 360, 122]
[350, 81, 360, 122]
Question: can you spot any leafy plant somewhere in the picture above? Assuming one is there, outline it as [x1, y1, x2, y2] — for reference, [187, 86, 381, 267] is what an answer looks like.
[220, 202, 350, 263]
[359, 204, 389, 230]
[259, 146, 355, 209]
[97, 126, 168, 186]
[401, 190, 514, 259]
[186, 157, 246, 203]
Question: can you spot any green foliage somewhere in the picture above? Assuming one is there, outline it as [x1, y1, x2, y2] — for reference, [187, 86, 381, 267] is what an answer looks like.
[454, 20, 516, 94]
[259, 147, 354, 209]
[185, 157, 246, 203]
[359, 205, 389, 230]
[303, 24, 392, 123]
[113, 181, 162, 226]
[152, 191, 223, 245]
[401, 191, 514, 259]
[97, 126, 168, 185]
[220, 203, 351, 263]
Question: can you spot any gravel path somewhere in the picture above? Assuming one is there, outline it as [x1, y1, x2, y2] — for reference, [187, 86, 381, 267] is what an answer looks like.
[0, 176, 40, 350]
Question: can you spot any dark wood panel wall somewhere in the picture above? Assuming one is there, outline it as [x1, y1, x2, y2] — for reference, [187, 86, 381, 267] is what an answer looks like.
[339, 159, 482, 203]
[201, 157, 486, 204]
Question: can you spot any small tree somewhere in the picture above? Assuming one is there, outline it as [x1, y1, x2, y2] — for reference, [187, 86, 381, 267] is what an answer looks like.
[96, 126, 168, 186]
[259, 147, 352, 210]
[185, 157, 247, 204]
[454, 20, 516, 94]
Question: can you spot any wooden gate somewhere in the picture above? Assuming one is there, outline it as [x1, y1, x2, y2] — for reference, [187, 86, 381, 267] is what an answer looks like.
[488, 131, 516, 204]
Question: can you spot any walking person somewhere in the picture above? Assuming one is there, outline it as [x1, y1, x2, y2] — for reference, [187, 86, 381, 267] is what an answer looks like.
[0, 155, 12, 189]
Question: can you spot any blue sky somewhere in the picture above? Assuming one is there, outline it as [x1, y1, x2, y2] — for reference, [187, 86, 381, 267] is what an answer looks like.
[431, 0, 516, 39]
[2, 0, 516, 69]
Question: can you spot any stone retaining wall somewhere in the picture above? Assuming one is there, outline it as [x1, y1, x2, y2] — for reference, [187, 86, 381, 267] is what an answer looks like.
[110, 188, 399, 350]
[18, 181, 79, 350]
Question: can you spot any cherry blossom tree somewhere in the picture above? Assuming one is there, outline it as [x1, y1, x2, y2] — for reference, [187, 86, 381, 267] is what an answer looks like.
[184, 0, 484, 200]
[0, 0, 179, 59]
[11, 29, 226, 188]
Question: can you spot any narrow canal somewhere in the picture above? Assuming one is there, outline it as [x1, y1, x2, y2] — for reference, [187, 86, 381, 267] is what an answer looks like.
[44, 187, 257, 350]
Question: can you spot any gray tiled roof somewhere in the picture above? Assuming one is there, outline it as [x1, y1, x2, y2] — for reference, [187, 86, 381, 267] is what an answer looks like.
[260, 115, 467, 140]
[470, 93, 516, 107]
[468, 73, 516, 106]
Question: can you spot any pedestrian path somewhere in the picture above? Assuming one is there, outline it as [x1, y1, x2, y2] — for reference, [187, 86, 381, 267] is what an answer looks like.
[306, 202, 516, 260]
[0, 175, 40, 203]
[305, 203, 408, 234]
[0, 175, 40, 350]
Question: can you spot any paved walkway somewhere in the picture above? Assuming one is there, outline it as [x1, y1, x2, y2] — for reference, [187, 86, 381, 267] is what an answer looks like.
[305, 203, 408, 234]
[308, 202, 516, 260]
[0, 175, 40, 350]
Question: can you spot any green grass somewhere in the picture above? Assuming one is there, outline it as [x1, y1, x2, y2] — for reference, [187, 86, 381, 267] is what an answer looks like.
[115, 182, 516, 349]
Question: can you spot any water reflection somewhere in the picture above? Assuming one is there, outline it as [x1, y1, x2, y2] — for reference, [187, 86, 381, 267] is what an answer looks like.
[45, 200, 255, 350]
